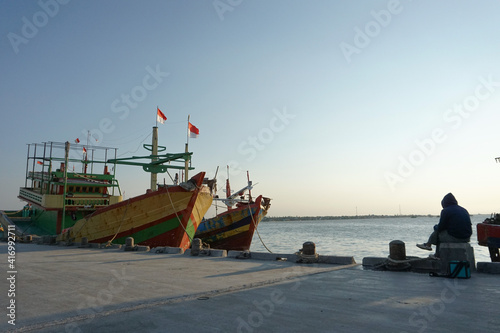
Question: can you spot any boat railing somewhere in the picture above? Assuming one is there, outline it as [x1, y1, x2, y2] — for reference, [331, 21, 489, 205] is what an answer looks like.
[28, 170, 115, 183]
[19, 187, 121, 209]
[19, 188, 43, 206]
[28, 171, 51, 181]
[63, 196, 111, 208]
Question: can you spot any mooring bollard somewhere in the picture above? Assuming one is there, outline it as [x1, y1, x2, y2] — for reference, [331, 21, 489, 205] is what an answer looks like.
[389, 240, 406, 261]
[81, 237, 88, 246]
[125, 237, 134, 248]
[296, 241, 318, 263]
[302, 241, 316, 255]
[191, 238, 203, 256]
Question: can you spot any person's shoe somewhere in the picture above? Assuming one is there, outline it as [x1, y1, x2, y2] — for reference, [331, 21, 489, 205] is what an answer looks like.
[416, 243, 432, 251]
[428, 254, 440, 260]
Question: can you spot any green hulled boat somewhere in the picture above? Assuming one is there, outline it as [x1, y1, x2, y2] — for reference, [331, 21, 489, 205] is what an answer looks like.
[2, 141, 122, 237]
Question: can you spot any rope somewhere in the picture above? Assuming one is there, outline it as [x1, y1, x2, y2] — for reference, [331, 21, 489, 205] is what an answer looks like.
[4, 209, 23, 215]
[165, 185, 193, 243]
[116, 131, 152, 157]
[69, 207, 98, 241]
[67, 198, 129, 244]
[68, 212, 93, 242]
[70, 180, 194, 246]
[372, 256, 423, 271]
[6, 208, 43, 236]
[248, 201, 273, 253]
[105, 199, 130, 246]
[295, 252, 319, 264]
[19, 215, 40, 236]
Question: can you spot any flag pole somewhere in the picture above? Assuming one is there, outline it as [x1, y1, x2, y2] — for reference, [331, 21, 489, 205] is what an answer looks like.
[184, 115, 190, 182]
[186, 114, 190, 146]
[155, 106, 158, 127]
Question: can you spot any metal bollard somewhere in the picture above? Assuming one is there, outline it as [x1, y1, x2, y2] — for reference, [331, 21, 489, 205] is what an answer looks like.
[125, 237, 134, 248]
[389, 240, 406, 261]
[302, 241, 316, 255]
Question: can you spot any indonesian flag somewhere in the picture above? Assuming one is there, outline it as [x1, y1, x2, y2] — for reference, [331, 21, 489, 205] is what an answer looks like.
[83, 147, 87, 153]
[75, 138, 80, 143]
[157, 108, 167, 124]
[37, 161, 43, 165]
[188, 122, 199, 138]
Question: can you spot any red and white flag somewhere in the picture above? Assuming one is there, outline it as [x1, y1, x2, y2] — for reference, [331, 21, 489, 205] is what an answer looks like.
[188, 122, 199, 138]
[83, 147, 87, 153]
[37, 161, 43, 165]
[157, 107, 167, 124]
[75, 138, 80, 143]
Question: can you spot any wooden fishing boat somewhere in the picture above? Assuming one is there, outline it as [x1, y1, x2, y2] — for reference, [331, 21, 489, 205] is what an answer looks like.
[4, 124, 213, 249]
[195, 171, 271, 251]
[59, 171, 212, 249]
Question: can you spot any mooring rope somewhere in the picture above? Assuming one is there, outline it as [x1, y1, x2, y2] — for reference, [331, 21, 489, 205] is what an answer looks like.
[165, 185, 193, 243]
[248, 201, 272, 253]
[372, 256, 424, 271]
[106, 199, 130, 246]
[68, 198, 130, 245]
[69, 209, 97, 242]
[4, 209, 24, 215]
[19, 215, 40, 236]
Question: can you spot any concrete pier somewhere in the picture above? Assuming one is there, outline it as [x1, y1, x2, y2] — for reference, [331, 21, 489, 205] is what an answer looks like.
[1, 242, 499, 332]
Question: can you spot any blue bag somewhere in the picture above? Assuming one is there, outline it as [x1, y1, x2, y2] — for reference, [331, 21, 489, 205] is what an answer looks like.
[448, 260, 471, 279]
[429, 260, 471, 278]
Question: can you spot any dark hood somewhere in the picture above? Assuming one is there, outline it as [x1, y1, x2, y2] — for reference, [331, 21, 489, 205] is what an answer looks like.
[441, 193, 458, 208]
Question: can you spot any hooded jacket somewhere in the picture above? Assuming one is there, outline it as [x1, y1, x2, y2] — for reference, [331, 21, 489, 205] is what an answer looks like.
[436, 193, 472, 239]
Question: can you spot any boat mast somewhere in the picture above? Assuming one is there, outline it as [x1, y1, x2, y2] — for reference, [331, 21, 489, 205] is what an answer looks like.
[84, 130, 89, 174]
[107, 114, 194, 190]
[151, 126, 159, 191]
[246, 171, 252, 202]
[24, 144, 30, 188]
[61, 141, 70, 231]
[226, 165, 231, 211]
[184, 115, 190, 182]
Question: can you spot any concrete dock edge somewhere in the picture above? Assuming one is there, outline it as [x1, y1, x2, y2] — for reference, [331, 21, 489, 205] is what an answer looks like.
[477, 261, 500, 274]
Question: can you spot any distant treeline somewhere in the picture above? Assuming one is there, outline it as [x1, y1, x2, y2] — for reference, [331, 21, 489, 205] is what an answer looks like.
[262, 214, 438, 222]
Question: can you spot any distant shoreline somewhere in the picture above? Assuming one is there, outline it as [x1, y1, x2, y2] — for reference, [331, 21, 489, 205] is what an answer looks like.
[263, 214, 440, 222]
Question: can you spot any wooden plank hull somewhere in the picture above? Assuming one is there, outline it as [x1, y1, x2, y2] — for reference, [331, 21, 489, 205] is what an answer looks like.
[60, 172, 212, 250]
[195, 195, 270, 251]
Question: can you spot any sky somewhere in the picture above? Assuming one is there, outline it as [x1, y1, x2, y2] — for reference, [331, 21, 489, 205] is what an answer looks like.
[2, 0, 500, 217]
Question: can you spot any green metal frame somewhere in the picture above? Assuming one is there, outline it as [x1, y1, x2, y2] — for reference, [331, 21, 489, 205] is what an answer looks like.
[107, 145, 194, 174]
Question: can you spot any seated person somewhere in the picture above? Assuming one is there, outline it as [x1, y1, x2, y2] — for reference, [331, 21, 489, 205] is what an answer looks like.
[417, 193, 472, 255]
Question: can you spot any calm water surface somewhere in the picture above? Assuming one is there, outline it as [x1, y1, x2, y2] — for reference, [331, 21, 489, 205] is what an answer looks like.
[251, 215, 492, 263]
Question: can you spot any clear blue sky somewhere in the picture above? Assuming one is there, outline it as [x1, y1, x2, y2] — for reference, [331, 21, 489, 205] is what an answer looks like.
[2, 0, 500, 217]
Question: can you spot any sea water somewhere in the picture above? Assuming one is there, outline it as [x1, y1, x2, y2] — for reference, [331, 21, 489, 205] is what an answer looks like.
[250, 214, 492, 263]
